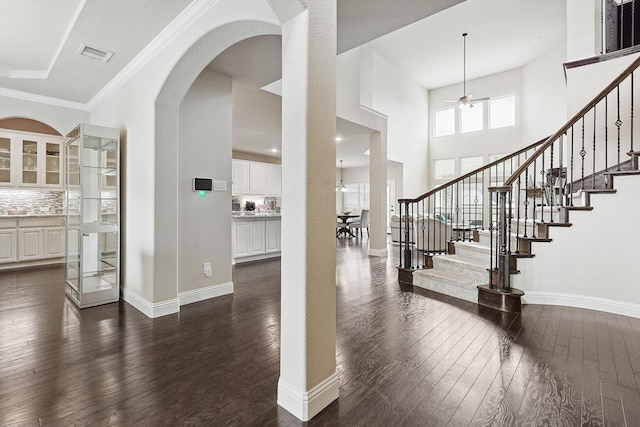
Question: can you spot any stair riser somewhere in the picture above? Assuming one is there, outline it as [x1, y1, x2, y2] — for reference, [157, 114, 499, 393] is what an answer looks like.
[477, 233, 518, 249]
[413, 276, 477, 304]
[432, 258, 488, 283]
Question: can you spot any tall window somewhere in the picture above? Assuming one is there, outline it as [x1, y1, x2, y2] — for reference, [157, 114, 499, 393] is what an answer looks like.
[460, 103, 483, 133]
[343, 183, 370, 210]
[460, 156, 484, 174]
[434, 158, 455, 181]
[489, 95, 515, 129]
[434, 107, 455, 137]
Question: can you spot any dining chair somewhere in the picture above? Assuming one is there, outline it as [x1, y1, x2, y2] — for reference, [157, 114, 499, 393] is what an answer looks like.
[349, 209, 369, 238]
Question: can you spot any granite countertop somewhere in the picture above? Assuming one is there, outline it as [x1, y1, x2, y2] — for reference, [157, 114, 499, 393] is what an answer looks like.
[0, 213, 65, 218]
[232, 211, 281, 218]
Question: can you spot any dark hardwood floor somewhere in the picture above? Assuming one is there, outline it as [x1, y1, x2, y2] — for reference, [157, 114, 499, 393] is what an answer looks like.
[1, 238, 640, 426]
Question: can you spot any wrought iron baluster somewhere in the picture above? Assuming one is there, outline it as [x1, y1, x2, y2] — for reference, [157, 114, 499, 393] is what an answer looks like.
[617, 84, 622, 170]
[581, 116, 586, 190]
[593, 104, 597, 189]
[570, 126, 575, 206]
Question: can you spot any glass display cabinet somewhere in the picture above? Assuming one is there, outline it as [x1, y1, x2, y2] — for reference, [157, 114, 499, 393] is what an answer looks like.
[65, 123, 120, 308]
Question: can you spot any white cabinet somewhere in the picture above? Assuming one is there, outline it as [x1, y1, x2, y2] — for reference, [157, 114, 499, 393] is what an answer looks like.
[232, 161, 250, 194]
[233, 221, 250, 258]
[44, 227, 65, 258]
[249, 162, 266, 194]
[0, 216, 66, 269]
[266, 164, 282, 196]
[18, 228, 44, 261]
[249, 221, 266, 255]
[0, 228, 17, 263]
[0, 129, 64, 188]
[232, 217, 281, 262]
[265, 220, 281, 253]
[232, 160, 281, 196]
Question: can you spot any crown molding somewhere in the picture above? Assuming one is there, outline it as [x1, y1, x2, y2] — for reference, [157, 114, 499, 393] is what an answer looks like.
[86, 0, 221, 110]
[0, 87, 90, 111]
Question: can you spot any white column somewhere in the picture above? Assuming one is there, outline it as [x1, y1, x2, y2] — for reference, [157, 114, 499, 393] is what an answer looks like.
[368, 129, 388, 256]
[277, 1, 338, 422]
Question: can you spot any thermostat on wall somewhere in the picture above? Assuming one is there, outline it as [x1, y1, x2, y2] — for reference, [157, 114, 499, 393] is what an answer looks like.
[193, 178, 213, 192]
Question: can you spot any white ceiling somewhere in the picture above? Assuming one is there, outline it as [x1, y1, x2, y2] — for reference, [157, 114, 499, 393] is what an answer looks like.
[0, 0, 567, 168]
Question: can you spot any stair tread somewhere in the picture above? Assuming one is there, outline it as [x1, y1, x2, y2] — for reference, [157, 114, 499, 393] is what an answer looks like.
[453, 241, 491, 252]
[582, 188, 617, 194]
[435, 254, 487, 268]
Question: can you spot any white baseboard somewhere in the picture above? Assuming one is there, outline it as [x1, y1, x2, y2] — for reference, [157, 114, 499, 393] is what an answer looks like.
[368, 247, 388, 257]
[277, 373, 339, 421]
[523, 291, 640, 319]
[121, 287, 179, 318]
[178, 281, 234, 306]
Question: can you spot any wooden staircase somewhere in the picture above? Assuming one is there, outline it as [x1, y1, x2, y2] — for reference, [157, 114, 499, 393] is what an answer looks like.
[413, 158, 640, 312]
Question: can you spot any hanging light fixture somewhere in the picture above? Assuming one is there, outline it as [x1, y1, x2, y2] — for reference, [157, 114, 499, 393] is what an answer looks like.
[336, 160, 348, 192]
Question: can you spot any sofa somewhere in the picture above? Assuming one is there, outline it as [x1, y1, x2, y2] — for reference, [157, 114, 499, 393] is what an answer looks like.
[390, 215, 452, 252]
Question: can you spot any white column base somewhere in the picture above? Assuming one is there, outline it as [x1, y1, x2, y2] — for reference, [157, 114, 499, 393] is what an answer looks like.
[277, 373, 339, 421]
[368, 247, 388, 257]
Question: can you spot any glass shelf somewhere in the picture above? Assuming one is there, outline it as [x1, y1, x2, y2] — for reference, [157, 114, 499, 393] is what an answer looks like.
[65, 123, 120, 309]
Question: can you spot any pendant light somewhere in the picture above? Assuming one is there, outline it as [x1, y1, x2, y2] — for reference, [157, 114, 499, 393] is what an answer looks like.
[336, 160, 348, 192]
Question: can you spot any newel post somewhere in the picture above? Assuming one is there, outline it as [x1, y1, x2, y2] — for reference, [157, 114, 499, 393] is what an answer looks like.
[400, 200, 412, 269]
[496, 188, 511, 293]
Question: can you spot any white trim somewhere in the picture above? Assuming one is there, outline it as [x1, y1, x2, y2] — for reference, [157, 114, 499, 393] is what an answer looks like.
[0, 87, 90, 111]
[523, 291, 640, 319]
[178, 281, 234, 306]
[86, 0, 220, 109]
[121, 286, 180, 318]
[277, 373, 340, 421]
[368, 247, 388, 257]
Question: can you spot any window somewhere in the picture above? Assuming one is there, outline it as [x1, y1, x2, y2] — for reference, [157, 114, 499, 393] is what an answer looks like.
[343, 183, 370, 210]
[434, 159, 455, 180]
[433, 107, 455, 137]
[460, 103, 483, 133]
[460, 156, 483, 175]
[489, 95, 515, 129]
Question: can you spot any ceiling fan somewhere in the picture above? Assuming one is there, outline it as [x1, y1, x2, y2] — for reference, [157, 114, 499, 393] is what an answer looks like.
[446, 33, 488, 108]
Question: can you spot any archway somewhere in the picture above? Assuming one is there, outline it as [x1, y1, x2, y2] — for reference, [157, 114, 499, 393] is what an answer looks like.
[152, 20, 281, 304]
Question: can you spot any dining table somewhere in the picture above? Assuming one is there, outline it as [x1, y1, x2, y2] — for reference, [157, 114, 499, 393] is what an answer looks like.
[336, 213, 359, 238]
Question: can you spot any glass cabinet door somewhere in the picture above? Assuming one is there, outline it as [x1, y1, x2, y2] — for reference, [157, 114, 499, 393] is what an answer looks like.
[22, 139, 38, 184]
[0, 136, 10, 184]
[45, 141, 62, 185]
[65, 124, 120, 309]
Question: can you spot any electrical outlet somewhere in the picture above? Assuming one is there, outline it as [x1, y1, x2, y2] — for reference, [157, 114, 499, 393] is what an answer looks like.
[204, 262, 212, 277]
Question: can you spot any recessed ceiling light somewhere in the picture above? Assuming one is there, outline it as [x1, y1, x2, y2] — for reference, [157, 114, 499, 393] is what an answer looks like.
[270, 148, 278, 153]
[430, 68, 437, 72]
[364, 149, 370, 156]
[533, 38, 540, 42]
[335, 137, 342, 142]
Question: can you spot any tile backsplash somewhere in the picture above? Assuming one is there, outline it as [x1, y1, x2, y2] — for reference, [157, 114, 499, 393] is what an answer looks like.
[0, 189, 64, 214]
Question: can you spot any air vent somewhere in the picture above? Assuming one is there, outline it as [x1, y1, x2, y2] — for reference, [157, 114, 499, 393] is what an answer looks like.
[77, 43, 114, 63]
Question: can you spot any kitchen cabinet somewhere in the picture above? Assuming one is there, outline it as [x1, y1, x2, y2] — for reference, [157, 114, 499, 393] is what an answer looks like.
[0, 216, 66, 268]
[44, 227, 65, 258]
[232, 216, 281, 262]
[265, 219, 281, 253]
[18, 228, 43, 261]
[249, 162, 266, 194]
[0, 228, 17, 263]
[232, 160, 281, 196]
[265, 164, 282, 196]
[232, 160, 250, 194]
[0, 129, 64, 188]
[65, 123, 120, 309]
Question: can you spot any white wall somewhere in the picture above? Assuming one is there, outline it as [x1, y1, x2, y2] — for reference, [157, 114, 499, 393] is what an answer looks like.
[522, 44, 568, 143]
[369, 51, 429, 199]
[516, 175, 640, 318]
[178, 68, 233, 294]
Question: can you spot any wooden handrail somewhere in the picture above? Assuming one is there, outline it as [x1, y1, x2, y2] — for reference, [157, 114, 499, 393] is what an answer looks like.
[503, 55, 640, 187]
[398, 137, 548, 204]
